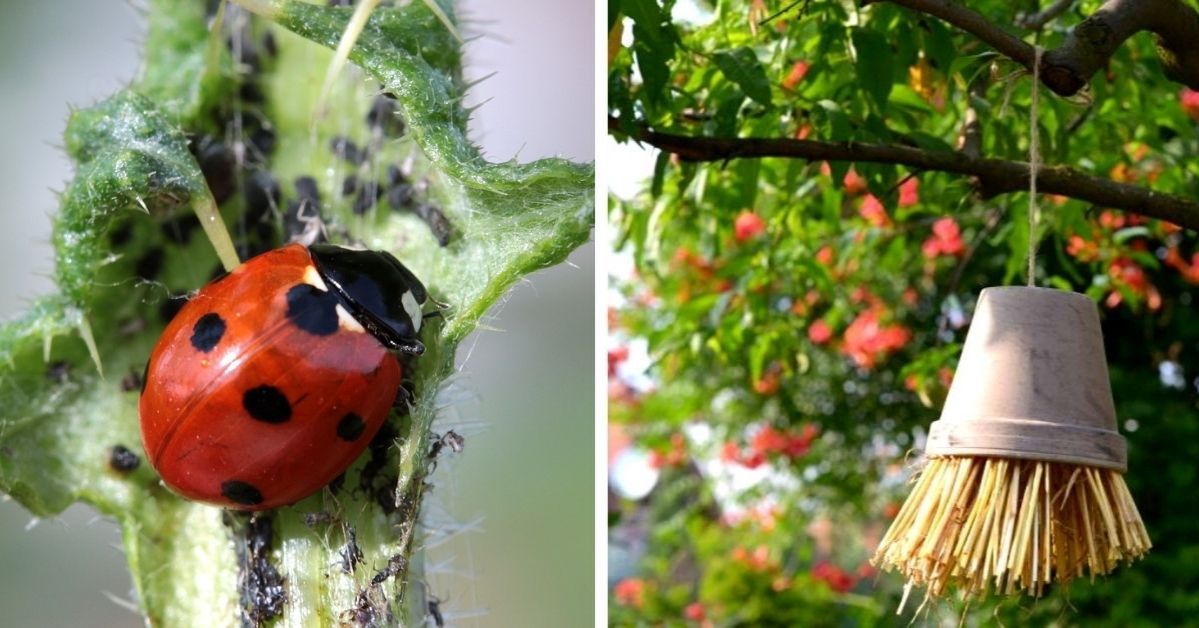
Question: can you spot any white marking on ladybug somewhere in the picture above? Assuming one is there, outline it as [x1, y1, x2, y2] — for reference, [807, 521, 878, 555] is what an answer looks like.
[401, 290, 422, 332]
[336, 304, 366, 333]
[303, 266, 328, 291]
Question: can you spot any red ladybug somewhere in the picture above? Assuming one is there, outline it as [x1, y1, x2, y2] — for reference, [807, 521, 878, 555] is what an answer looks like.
[139, 243, 428, 510]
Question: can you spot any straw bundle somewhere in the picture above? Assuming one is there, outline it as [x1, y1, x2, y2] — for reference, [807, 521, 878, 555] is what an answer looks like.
[873, 457, 1150, 606]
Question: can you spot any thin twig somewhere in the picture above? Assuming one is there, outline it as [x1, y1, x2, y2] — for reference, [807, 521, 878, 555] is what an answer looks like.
[1016, 0, 1074, 31]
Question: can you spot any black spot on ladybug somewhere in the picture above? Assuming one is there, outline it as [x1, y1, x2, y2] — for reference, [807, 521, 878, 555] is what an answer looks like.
[140, 361, 150, 394]
[120, 369, 142, 392]
[341, 174, 359, 197]
[108, 222, 134, 247]
[191, 312, 227, 352]
[221, 480, 265, 506]
[329, 136, 363, 165]
[109, 444, 141, 473]
[352, 180, 382, 215]
[336, 413, 366, 442]
[159, 295, 188, 324]
[136, 248, 166, 281]
[243, 385, 292, 423]
[367, 95, 405, 136]
[45, 360, 71, 384]
[286, 283, 340, 335]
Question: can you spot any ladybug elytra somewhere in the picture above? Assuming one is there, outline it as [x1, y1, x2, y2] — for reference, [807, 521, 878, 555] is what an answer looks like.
[139, 243, 428, 510]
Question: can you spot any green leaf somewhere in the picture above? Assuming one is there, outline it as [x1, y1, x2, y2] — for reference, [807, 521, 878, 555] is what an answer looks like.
[623, 0, 676, 106]
[712, 47, 773, 107]
[0, 0, 592, 624]
[851, 27, 893, 113]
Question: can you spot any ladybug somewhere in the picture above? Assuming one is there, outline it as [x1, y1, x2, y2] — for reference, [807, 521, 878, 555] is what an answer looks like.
[139, 243, 428, 510]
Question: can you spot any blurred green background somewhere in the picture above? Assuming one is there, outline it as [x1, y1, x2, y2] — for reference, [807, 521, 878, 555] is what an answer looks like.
[0, 1, 593, 626]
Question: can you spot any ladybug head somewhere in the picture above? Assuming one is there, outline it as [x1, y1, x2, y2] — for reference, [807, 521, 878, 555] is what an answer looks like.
[309, 244, 428, 355]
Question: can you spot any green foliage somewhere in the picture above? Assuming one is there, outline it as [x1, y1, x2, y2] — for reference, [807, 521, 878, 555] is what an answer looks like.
[0, 0, 592, 624]
[609, 0, 1199, 625]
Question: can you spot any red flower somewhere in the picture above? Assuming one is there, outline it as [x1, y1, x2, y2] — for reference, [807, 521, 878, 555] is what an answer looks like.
[858, 195, 890, 227]
[782, 60, 810, 90]
[898, 177, 919, 207]
[815, 245, 835, 267]
[811, 561, 856, 593]
[841, 307, 911, 369]
[808, 319, 832, 344]
[1066, 235, 1099, 262]
[842, 168, 868, 196]
[650, 433, 688, 468]
[752, 367, 781, 395]
[1099, 210, 1126, 230]
[751, 426, 788, 455]
[856, 562, 878, 580]
[921, 217, 964, 259]
[720, 441, 742, 463]
[1165, 247, 1199, 283]
[782, 434, 810, 458]
[614, 578, 646, 608]
[740, 451, 766, 469]
[1181, 88, 1199, 121]
[607, 346, 629, 377]
[734, 211, 767, 242]
[684, 602, 707, 622]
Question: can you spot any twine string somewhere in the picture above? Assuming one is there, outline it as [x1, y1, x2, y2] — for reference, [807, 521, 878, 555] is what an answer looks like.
[1028, 46, 1043, 287]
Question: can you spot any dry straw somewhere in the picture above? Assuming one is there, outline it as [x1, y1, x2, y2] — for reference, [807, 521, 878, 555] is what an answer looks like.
[872, 48, 1150, 610]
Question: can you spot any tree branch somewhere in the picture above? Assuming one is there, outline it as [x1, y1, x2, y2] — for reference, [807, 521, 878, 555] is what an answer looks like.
[610, 117, 1199, 231]
[868, 0, 1199, 97]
